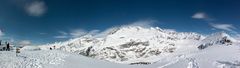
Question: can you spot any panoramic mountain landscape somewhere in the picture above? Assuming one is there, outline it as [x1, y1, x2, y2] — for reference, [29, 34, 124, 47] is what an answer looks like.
[1, 26, 240, 68]
[0, 0, 240, 68]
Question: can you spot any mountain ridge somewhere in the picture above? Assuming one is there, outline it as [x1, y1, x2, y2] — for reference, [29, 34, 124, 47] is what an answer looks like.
[38, 26, 237, 64]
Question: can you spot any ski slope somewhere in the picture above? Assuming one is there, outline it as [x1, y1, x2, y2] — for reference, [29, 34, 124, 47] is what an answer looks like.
[0, 50, 155, 68]
[0, 44, 240, 68]
[1, 26, 240, 68]
[0, 50, 67, 68]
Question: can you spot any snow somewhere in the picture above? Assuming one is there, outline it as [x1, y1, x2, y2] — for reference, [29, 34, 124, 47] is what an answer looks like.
[39, 26, 205, 64]
[21, 46, 41, 51]
[0, 43, 240, 68]
[1, 26, 240, 68]
[0, 50, 67, 68]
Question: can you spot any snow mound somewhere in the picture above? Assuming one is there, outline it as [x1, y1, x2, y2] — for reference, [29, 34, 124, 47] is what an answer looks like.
[21, 46, 41, 51]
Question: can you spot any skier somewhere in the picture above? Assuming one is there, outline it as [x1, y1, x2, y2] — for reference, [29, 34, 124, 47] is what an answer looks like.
[0, 40, 1, 51]
[2, 47, 5, 51]
[50, 47, 52, 50]
[5, 42, 7, 51]
[53, 46, 56, 49]
[6, 42, 10, 51]
[16, 48, 20, 56]
[0, 40, 2, 46]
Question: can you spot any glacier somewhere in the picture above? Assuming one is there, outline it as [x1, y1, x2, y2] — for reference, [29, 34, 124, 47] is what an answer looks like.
[0, 26, 239, 68]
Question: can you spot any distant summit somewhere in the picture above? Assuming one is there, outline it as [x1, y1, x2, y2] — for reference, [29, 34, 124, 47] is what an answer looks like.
[39, 26, 237, 64]
[198, 32, 236, 49]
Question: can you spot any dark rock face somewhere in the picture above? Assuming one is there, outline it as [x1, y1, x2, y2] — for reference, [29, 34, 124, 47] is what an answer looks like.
[130, 62, 151, 65]
[52, 26, 206, 64]
[119, 41, 149, 49]
[198, 44, 208, 49]
[77, 40, 177, 63]
[86, 46, 93, 56]
[198, 36, 233, 50]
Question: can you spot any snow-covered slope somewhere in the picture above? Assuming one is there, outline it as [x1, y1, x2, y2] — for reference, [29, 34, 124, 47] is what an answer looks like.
[1, 26, 240, 68]
[197, 32, 236, 49]
[0, 50, 67, 68]
[85, 26, 203, 64]
[21, 46, 41, 51]
[40, 26, 206, 64]
[1, 44, 240, 68]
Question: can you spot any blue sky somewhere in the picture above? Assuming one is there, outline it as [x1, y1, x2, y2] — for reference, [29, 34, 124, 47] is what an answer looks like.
[0, 0, 239, 45]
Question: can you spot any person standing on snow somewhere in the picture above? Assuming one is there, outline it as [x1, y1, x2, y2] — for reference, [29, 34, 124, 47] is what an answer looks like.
[53, 46, 56, 49]
[4, 42, 6, 50]
[0, 40, 1, 46]
[50, 47, 52, 50]
[6, 42, 10, 51]
[16, 48, 20, 56]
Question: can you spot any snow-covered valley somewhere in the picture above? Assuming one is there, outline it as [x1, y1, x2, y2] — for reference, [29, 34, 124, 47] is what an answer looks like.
[1, 44, 239, 68]
[0, 26, 240, 68]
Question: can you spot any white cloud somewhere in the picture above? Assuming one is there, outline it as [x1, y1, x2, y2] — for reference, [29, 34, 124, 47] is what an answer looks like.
[125, 19, 157, 28]
[54, 20, 157, 39]
[54, 29, 90, 38]
[192, 12, 208, 19]
[54, 35, 68, 39]
[59, 31, 68, 35]
[70, 29, 87, 38]
[25, 1, 47, 17]
[210, 23, 236, 31]
[54, 31, 69, 39]
[0, 30, 4, 37]
[94, 27, 119, 38]
[88, 30, 100, 35]
[18, 40, 31, 46]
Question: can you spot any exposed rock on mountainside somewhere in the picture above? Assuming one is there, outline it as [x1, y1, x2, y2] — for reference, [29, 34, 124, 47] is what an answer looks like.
[198, 32, 235, 49]
[39, 26, 237, 64]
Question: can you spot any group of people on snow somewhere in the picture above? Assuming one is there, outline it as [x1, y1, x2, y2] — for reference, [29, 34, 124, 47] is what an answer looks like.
[50, 46, 56, 50]
[0, 40, 21, 56]
[0, 40, 11, 51]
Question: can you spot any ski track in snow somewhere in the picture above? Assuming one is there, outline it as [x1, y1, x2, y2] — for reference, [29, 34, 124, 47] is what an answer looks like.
[214, 61, 240, 68]
[0, 47, 240, 68]
[0, 50, 67, 68]
[187, 58, 199, 68]
[157, 55, 186, 68]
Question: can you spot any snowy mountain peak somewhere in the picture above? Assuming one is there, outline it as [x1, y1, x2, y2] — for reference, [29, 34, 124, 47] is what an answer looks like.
[198, 32, 236, 49]
[37, 26, 240, 65]
[202, 31, 236, 43]
[39, 26, 207, 64]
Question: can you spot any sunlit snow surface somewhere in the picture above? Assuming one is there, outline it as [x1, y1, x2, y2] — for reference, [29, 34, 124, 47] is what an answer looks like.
[1, 26, 240, 68]
[0, 44, 239, 68]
